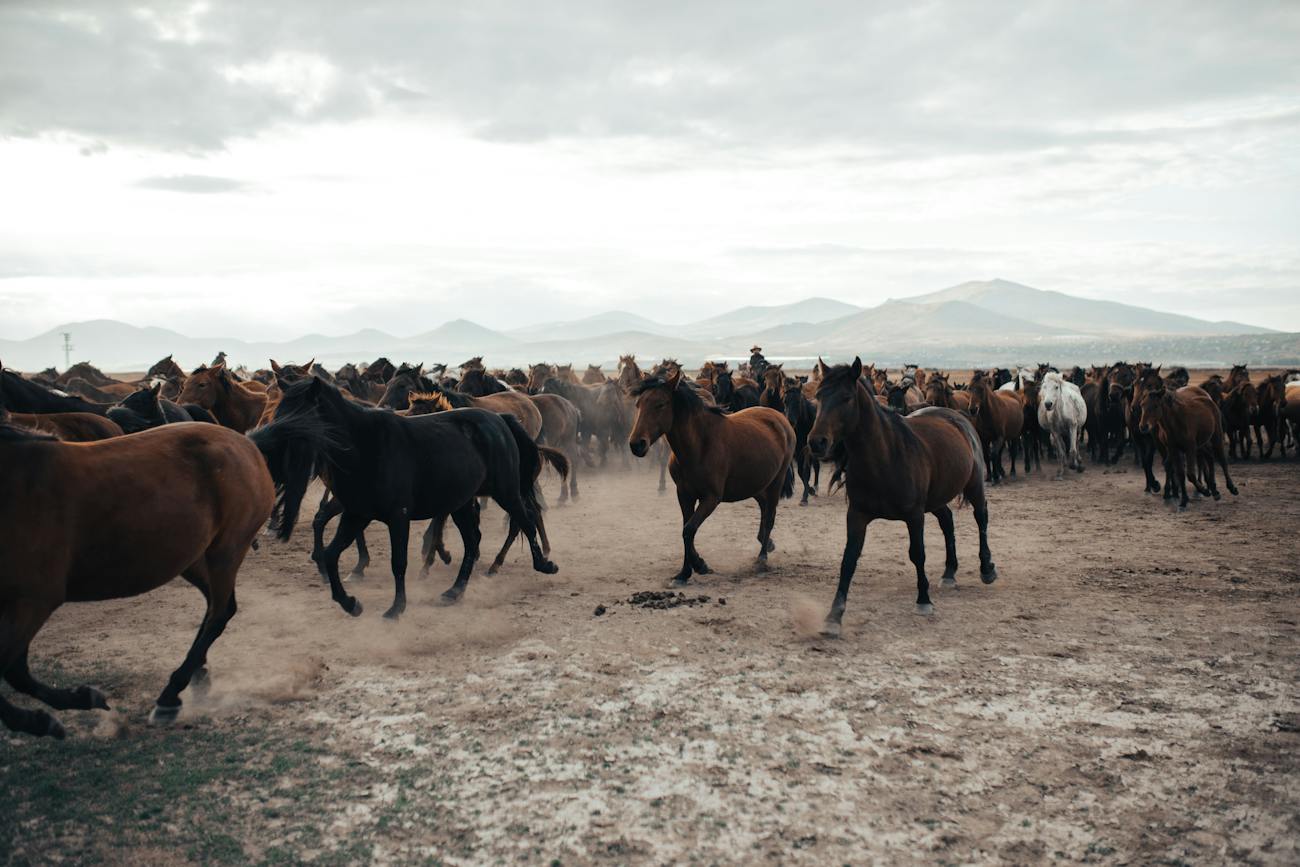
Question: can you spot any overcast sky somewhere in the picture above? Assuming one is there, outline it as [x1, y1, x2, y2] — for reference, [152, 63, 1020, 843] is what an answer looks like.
[1, 0, 1297, 340]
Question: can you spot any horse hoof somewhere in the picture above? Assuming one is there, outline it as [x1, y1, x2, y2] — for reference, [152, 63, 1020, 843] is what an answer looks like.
[819, 620, 842, 640]
[44, 716, 67, 739]
[1228, 486, 1239, 496]
[669, 577, 691, 588]
[765, 539, 776, 553]
[438, 589, 463, 606]
[915, 603, 934, 616]
[754, 559, 770, 573]
[149, 703, 181, 725]
[941, 576, 957, 588]
[486, 565, 500, 576]
[800, 500, 808, 507]
[348, 570, 366, 581]
[76, 685, 111, 710]
[347, 597, 364, 617]
[695, 562, 712, 575]
[439, 550, 453, 565]
[1212, 491, 1222, 501]
[980, 566, 998, 585]
[382, 605, 404, 620]
[536, 560, 559, 575]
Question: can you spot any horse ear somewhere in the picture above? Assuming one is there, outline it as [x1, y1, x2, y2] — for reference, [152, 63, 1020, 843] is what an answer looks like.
[270, 360, 282, 373]
[212, 361, 226, 374]
[851, 357, 863, 380]
[306, 358, 316, 371]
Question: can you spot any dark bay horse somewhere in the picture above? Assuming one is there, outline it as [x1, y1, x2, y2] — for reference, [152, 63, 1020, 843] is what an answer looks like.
[0, 368, 108, 415]
[107, 384, 214, 433]
[252, 378, 557, 616]
[0, 421, 273, 736]
[629, 367, 795, 585]
[808, 358, 996, 638]
[782, 383, 820, 505]
[1138, 385, 1238, 509]
[968, 372, 1023, 483]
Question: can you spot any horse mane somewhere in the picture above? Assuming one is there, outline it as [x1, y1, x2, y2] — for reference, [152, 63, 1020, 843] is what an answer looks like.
[631, 375, 725, 417]
[0, 421, 56, 443]
[408, 390, 460, 413]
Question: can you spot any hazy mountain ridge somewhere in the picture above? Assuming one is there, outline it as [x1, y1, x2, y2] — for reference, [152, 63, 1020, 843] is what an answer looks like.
[1, 281, 1288, 371]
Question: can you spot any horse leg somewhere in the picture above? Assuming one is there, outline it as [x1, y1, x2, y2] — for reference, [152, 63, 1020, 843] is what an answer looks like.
[382, 520, 409, 620]
[438, 504, 483, 604]
[821, 509, 869, 639]
[420, 516, 453, 576]
[350, 528, 371, 580]
[488, 518, 522, 575]
[1213, 434, 1239, 496]
[966, 484, 997, 583]
[152, 556, 240, 723]
[494, 487, 557, 576]
[311, 492, 342, 581]
[754, 486, 780, 570]
[322, 513, 366, 616]
[4, 647, 110, 712]
[0, 601, 70, 738]
[1140, 433, 1160, 493]
[568, 440, 580, 501]
[934, 505, 958, 585]
[907, 515, 934, 615]
[798, 451, 814, 505]
[675, 488, 709, 576]
[673, 495, 720, 587]
[657, 443, 668, 494]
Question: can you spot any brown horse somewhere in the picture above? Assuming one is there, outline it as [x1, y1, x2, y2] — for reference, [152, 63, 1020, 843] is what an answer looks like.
[178, 364, 269, 432]
[526, 363, 555, 393]
[582, 364, 607, 385]
[1255, 375, 1285, 458]
[967, 371, 1024, 483]
[1138, 385, 1238, 509]
[409, 383, 543, 439]
[64, 376, 137, 402]
[529, 392, 583, 501]
[808, 358, 996, 638]
[1221, 381, 1260, 459]
[3, 410, 123, 442]
[629, 367, 795, 586]
[0, 421, 274, 737]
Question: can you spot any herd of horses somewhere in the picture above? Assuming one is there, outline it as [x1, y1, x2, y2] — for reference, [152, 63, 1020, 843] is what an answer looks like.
[2, 350, 1297, 739]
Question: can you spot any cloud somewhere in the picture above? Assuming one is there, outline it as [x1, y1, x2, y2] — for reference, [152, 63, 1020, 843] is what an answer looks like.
[1, 1, 1297, 157]
[133, 174, 254, 193]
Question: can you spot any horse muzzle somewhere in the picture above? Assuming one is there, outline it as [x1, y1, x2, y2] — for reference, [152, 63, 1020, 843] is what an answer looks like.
[1043, 400, 1054, 412]
[629, 438, 649, 458]
[1139, 423, 1151, 434]
[808, 436, 830, 460]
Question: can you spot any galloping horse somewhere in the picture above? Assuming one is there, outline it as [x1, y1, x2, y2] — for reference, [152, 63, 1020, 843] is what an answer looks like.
[254, 378, 558, 615]
[808, 358, 996, 637]
[0, 419, 273, 736]
[629, 367, 795, 586]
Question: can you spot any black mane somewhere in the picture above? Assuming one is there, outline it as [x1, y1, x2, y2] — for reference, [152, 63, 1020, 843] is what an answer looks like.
[630, 375, 725, 416]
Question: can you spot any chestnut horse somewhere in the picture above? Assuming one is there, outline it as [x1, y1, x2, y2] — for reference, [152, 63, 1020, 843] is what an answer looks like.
[967, 371, 1023, 483]
[0, 420, 273, 736]
[1138, 385, 1238, 509]
[178, 364, 269, 432]
[629, 367, 795, 586]
[808, 358, 996, 637]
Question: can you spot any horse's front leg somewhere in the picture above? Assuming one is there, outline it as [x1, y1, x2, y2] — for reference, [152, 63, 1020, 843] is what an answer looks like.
[821, 508, 869, 638]
[673, 493, 719, 587]
[906, 515, 934, 614]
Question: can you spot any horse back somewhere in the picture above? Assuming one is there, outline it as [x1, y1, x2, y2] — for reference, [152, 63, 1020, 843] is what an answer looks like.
[1, 425, 273, 604]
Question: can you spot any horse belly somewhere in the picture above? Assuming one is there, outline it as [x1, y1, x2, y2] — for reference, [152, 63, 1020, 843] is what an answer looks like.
[64, 523, 217, 601]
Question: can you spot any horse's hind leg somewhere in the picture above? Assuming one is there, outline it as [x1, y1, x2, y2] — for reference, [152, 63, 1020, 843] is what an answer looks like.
[906, 515, 934, 614]
[382, 520, 410, 620]
[487, 519, 522, 575]
[438, 504, 482, 605]
[350, 529, 371, 580]
[153, 555, 241, 723]
[676, 488, 709, 576]
[0, 601, 71, 738]
[754, 486, 780, 571]
[311, 492, 342, 581]
[1214, 435, 1239, 496]
[965, 479, 997, 583]
[933, 506, 958, 586]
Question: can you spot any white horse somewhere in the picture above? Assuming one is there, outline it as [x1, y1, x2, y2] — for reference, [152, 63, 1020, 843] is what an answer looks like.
[1038, 372, 1088, 479]
[999, 367, 1036, 392]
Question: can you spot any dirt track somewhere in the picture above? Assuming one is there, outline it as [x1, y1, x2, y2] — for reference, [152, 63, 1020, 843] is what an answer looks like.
[2, 451, 1298, 864]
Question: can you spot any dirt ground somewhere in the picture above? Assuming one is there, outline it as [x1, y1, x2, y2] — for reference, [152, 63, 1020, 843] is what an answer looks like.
[3, 445, 1299, 864]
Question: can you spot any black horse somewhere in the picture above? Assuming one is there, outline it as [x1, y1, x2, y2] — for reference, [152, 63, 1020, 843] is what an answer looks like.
[0, 369, 109, 415]
[713, 370, 760, 413]
[459, 368, 510, 396]
[377, 363, 436, 410]
[782, 386, 820, 505]
[106, 384, 216, 433]
[250, 377, 558, 618]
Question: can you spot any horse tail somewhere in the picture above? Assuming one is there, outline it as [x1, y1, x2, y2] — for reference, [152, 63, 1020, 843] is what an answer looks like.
[500, 413, 545, 521]
[246, 410, 340, 541]
[538, 445, 571, 485]
[781, 462, 795, 499]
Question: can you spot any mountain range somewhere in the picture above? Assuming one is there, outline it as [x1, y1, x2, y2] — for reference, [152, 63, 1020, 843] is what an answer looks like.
[1, 279, 1292, 372]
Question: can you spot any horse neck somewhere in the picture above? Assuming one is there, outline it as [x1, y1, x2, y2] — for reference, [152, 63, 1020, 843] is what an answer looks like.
[663, 402, 717, 464]
[845, 384, 898, 464]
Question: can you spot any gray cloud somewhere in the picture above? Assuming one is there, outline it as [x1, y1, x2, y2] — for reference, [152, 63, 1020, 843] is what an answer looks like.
[134, 174, 253, 193]
[2, 1, 1297, 157]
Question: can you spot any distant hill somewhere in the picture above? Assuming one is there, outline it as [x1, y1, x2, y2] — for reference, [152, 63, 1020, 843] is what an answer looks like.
[682, 297, 863, 339]
[2, 281, 1287, 372]
[905, 279, 1274, 337]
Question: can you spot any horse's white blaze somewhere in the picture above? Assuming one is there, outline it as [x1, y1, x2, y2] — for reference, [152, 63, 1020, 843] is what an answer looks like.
[1037, 372, 1088, 479]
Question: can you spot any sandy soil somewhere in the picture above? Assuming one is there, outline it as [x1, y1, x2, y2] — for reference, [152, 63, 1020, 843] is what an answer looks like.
[3, 448, 1298, 864]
